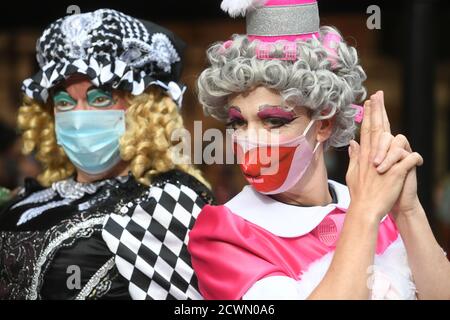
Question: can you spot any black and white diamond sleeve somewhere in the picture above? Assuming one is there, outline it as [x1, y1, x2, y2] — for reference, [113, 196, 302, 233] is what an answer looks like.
[102, 172, 213, 300]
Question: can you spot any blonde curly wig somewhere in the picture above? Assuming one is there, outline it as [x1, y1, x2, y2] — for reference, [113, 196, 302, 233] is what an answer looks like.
[17, 86, 209, 188]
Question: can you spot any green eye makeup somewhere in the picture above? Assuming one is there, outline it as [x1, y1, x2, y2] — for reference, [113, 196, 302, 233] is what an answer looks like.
[52, 88, 117, 111]
[87, 88, 115, 108]
[53, 91, 77, 111]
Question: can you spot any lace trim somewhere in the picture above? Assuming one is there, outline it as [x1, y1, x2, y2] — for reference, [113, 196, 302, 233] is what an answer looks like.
[17, 198, 73, 226]
[52, 177, 113, 200]
[75, 257, 115, 300]
[27, 216, 107, 300]
[12, 188, 57, 209]
[59, 11, 104, 60]
[13, 175, 132, 226]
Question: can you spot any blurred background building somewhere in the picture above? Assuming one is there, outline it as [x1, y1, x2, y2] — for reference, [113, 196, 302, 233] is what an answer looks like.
[0, 0, 449, 250]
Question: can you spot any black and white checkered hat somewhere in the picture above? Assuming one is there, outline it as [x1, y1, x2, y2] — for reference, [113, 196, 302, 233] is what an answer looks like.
[22, 8, 187, 106]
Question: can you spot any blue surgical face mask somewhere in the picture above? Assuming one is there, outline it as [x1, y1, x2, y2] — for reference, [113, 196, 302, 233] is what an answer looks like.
[55, 110, 126, 175]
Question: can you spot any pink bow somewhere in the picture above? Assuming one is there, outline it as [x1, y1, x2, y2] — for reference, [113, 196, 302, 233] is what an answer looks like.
[255, 42, 297, 60]
[322, 32, 343, 69]
[351, 104, 364, 123]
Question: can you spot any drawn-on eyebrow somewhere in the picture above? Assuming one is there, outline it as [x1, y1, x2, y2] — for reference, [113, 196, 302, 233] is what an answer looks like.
[52, 89, 76, 103]
[257, 104, 295, 112]
[228, 105, 242, 112]
[257, 104, 297, 119]
[228, 108, 244, 121]
[86, 85, 97, 94]
[86, 85, 113, 94]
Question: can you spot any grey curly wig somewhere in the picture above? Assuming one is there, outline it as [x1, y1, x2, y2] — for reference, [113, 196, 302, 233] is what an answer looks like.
[197, 26, 367, 149]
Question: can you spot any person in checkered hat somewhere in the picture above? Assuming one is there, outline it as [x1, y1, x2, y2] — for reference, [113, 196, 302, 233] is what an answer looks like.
[0, 8, 214, 300]
[188, 0, 450, 299]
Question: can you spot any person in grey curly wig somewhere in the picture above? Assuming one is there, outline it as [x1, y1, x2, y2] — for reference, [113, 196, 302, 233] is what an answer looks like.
[198, 26, 366, 149]
[198, 26, 366, 147]
[188, 0, 450, 301]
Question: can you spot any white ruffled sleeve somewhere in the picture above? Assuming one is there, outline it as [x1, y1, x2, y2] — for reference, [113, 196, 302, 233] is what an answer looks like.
[243, 276, 304, 300]
[243, 237, 417, 300]
[370, 237, 417, 300]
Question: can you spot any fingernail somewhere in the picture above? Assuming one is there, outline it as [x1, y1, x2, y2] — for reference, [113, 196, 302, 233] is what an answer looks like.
[374, 156, 381, 165]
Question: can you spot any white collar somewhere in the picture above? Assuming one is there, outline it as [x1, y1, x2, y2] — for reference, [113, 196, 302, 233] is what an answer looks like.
[225, 180, 351, 238]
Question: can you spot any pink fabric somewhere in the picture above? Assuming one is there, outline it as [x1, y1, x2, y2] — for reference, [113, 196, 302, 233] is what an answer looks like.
[255, 42, 298, 60]
[352, 104, 364, 123]
[247, 0, 320, 59]
[322, 32, 343, 68]
[188, 205, 399, 300]
[265, 0, 317, 6]
[323, 33, 342, 44]
[223, 40, 233, 49]
[312, 211, 346, 246]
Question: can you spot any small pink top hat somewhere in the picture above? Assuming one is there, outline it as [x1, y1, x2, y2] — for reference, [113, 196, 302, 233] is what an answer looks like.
[220, 1, 365, 121]
[221, 0, 320, 43]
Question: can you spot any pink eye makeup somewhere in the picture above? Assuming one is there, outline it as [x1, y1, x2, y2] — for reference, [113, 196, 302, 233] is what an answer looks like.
[225, 105, 300, 130]
[257, 105, 296, 120]
[257, 105, 298, 129]
[227, 106, 244, 120]
[226, 106, 247, 129]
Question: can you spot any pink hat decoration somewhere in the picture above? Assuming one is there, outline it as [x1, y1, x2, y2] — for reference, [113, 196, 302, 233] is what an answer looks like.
[221, 0, 320, 61]
[221, 0, 320, 43]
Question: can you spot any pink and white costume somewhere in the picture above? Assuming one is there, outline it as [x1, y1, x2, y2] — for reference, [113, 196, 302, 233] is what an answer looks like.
[188, 180, 417, 300]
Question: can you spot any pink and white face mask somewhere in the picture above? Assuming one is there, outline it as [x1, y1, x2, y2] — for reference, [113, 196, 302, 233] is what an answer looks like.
[232, 120, 319, 195]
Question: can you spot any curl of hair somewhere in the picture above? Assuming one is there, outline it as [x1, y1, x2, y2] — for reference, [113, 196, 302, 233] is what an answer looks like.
[120, 87, 208, 187]
[197, 26, 367, 148]
[17, 87, 209, 188]
[17, 96, 75, 186]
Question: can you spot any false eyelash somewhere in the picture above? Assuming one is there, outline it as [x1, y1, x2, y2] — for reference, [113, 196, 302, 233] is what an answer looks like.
[225, 117, 247, 127]
[261, 115, 299, 127]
